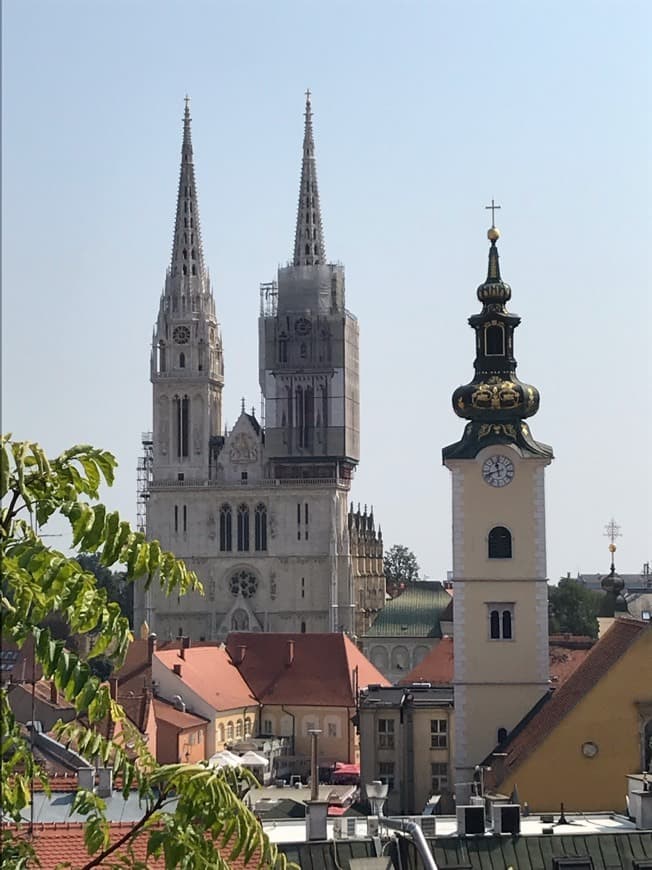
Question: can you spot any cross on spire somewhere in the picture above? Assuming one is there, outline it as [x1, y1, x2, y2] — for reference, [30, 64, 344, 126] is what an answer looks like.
[485, 199, 501, 227]
[604, 518, 622, 547]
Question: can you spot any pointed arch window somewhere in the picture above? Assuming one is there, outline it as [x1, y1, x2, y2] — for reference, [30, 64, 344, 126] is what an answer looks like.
[279, 339, 287, 363]
[488, 526, 512, 559]
[305, 244, 310, 255]
[158, 341, 167, 373]
[237, 504, 250, 551]
[255, 503, 267, 551]
[174, 395, 189, 458]
[219, 504, 232, 552]
[179, 352, 186, 369]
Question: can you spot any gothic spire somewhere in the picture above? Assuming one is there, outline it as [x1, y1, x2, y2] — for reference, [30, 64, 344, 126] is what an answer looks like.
[170, 96, 207, 284]
[293, 90, 326, 266]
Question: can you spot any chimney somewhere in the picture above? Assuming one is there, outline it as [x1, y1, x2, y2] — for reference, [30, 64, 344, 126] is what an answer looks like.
[77, 768, 95, 791]
[183, 635, 191, 650]
[147, 632, 157, 666]
[173, 663, 182, 677]
[237, 645, 247, 664]
[109, 678, 119, 701]
[49, 681, 58, 704]
[287, 640, 295, 666]
[97, 767, 113, 797]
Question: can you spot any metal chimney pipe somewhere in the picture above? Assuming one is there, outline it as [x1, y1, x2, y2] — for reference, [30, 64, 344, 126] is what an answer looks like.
[308, 729, 322, 801]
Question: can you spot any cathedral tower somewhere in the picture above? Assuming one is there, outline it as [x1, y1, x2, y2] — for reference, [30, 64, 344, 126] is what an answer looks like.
[443, 216, 553, 792]
[259, 91, 360, 480]
[150, 98, 224, 482]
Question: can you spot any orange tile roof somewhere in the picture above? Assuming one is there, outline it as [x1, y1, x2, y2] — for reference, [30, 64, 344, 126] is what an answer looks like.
[6, 822, 260, 869]
[490, 618, 650, 785]
[153, 697, 209, 730]
[225, 633, 390, 707]
[155, 644, 257, 712]
[400, 635, 594, 687]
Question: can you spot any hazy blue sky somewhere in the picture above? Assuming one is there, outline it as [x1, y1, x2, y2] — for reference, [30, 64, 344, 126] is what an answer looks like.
[3, 0, 650, 583]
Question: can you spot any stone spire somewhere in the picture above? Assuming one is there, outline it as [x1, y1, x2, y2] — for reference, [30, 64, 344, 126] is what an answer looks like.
[293, 90, 326, 266]
[170, 96, 207, 285]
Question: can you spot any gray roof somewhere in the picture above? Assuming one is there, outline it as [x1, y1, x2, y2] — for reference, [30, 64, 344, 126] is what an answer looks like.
[363, 582, 452, 638]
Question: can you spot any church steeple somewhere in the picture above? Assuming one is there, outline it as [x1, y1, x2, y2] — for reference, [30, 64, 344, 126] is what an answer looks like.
[293, 90, 326, 266]
[443, 213, 553, 461]
[170, 96, 207, 284]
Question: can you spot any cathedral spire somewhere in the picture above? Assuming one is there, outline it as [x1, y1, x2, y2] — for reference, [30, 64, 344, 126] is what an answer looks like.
[293, 90, 326, 266]
[170, 96, 207, 284]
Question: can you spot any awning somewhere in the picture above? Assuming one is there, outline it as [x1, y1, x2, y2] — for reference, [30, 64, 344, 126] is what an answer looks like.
[238, 751, 269, 767]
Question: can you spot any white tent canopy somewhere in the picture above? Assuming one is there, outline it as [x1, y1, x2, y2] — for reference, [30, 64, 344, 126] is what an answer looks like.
[238, 751, 269, 767]
[208, 750, 242, 768]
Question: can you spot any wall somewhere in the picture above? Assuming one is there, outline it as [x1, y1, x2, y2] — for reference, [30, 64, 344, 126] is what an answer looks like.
[259, 703, 356, 764]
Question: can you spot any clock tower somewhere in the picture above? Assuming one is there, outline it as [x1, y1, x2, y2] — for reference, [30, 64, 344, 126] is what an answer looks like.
[443, 219, 553, 792]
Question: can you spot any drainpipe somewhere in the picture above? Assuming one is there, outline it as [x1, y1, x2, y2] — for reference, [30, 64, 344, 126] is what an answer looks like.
[281, 705, 296, 757]
[381, 816, 439, 870]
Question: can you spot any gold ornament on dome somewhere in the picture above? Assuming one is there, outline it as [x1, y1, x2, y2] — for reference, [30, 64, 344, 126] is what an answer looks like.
[526, 387, 536, 412]
[479, 423, 517, 439]
[471, 380, 521, 410]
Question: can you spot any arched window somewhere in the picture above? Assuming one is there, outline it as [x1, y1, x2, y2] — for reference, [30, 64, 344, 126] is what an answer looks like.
[488, 526, 512, 559]
[279, 339, 287, 363]
[235, 720, 243, 739]
[305, 243, 310, 255]
[502, 609, 513, 639]
[254, 503, 267, 551]
[237, 504, 250, 551]
[159, 341, 166, 373]
[244, 717, 252, 738]
[179, 352, 185, 369]
[174, 395, 189, 458]
[218, 723, 225, 743]
[226, 722, 234, 741]
[497, 727, 508, 744]
[219, 504, 232, 551]
[485, 323, 505, 356]
[490, 609, 500, 639]
[301, 621, 306, 633]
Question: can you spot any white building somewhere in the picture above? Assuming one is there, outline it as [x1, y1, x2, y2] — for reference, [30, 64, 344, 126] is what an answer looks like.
[134, 94, 377, 641]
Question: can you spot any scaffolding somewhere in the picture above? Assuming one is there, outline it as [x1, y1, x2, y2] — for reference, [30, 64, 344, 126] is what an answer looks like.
[259, 280, 278, 317]
[136, 432, 154, 535]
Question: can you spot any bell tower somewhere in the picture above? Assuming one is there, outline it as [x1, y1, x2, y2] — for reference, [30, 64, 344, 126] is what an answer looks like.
[443, 212, 553, 792]
[150, 97, 224, 483]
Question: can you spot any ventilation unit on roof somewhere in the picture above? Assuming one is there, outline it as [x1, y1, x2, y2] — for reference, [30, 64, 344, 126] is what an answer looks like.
[492, 803, 521, 835]
[456, 805, 485, 835]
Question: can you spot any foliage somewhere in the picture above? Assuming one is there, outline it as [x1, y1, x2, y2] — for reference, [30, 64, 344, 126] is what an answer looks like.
[548, 577, 602, 639]
[77, 552, 133, 627]
[383, 543, 420, 597]
[1, 435, 294, 869]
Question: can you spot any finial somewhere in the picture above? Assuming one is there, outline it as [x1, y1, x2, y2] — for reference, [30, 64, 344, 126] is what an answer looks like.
[485, 199, 501, 243]
[241, 396, 245, 414]
[184, 94, 191, 114]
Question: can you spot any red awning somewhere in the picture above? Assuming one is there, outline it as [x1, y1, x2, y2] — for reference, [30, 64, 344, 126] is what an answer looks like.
[333, 763, 360, 775]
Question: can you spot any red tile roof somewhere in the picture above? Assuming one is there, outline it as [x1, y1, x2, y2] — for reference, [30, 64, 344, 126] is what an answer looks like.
[155, 644, 257, 712]
[7, 822, 260, 869]
[400, 636, 454, 685]
[225, 633, 390, 707]
[490, 618, 650, 785]
[153, 697, 209, 730]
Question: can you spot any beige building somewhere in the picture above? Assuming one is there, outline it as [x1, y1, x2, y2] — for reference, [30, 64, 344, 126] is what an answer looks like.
[359, 684, 454, 815]
[443, 224, 553, 792]
[135, 95, 379, 642]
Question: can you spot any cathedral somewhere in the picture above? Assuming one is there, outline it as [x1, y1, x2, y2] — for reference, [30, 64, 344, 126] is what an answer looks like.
[133, 95, 385, 642]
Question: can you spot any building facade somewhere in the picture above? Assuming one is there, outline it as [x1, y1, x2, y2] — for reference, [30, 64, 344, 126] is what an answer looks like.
[442, 222, 553, 792]
[135, 95, 375, 641]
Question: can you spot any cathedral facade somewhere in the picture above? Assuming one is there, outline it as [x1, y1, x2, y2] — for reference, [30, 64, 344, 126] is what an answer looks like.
[134, 96, 384, 642]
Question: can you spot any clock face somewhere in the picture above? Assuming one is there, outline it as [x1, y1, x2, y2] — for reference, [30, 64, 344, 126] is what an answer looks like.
[295, 317, 312, 336]
[173, 326, 190, 345]
[482, 454, 515, 488]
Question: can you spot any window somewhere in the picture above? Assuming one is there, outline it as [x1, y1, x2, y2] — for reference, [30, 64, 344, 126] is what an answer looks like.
[497, 727, 508, 744]
[179, 352, 186, 369]
[430, 719, 448, 749]
[229, 571, 258, 599]
[244, 717, 252, 738]
[237, 504, 250, 551]
[378, 719, 395, 749]
[219, 504, 232, 551]
[431, 762, 448, 793]
[300, 621, 306, 633]
[226, 722, 234, 741]
[174, 395, 190, 458]
[484, 323, 505, 356]
[327, 721, 338, 738]
[263, 719, 273, 735]
[489, 604, 515, 640]
[182, 504, 187, 533]
[235, 720, 243, 739]
[174, 505, 179, 533]
[241, 471, 248, 484]
[378, 761, 395, 792]
[488, 526, 512, 559]
[301, 577, 305, 599]
[279, 340, 287, 363]
[255, 503, 267, 551]
[218, 724, 225, 743]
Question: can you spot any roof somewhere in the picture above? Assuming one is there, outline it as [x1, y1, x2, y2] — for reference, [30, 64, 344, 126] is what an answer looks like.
[153, 697, 209, 731]
[9, 822, 261, 870]
[400, 634, 593, 686]
[489, 618, 650, 783]
[363, 582, 452, 638]
[155, 644, 257, 712]
[225, 633, 389, 707]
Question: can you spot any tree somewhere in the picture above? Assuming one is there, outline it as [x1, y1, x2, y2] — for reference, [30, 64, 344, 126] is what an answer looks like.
[1, 436, 293, 869]
[383, 544, 420, 597]
[77, 552, 133, 626]
[548, 577, 602, 639]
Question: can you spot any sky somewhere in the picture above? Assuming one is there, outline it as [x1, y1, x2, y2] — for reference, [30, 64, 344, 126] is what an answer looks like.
[3, 0, 651, 584]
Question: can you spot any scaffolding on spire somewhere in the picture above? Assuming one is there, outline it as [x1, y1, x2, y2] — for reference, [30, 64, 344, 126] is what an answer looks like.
[137, 432, 154, 535]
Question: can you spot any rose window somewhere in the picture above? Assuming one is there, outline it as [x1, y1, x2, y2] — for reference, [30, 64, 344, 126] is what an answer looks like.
[229, 570, 258, 599]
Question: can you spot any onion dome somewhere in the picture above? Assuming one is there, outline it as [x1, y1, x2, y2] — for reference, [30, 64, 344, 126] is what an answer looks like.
[443, 218, 553, 461]
[599, 544, 628, 617]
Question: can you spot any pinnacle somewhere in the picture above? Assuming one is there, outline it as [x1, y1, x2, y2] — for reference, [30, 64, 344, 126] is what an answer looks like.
[292, 91, 326, 266]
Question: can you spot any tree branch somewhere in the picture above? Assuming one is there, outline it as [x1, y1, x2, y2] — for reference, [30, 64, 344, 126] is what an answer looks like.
[79, 793, 164, 870]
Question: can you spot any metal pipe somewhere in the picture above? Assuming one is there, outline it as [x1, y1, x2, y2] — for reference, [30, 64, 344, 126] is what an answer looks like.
[379, 816, 439, 870]
[308, 729, 321, 801]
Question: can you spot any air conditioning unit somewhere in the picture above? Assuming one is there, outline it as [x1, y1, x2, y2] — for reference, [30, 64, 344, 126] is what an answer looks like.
[345, 817, 357, 837]
[456, 805, 485, 835]
[493, 803, 521, 835]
